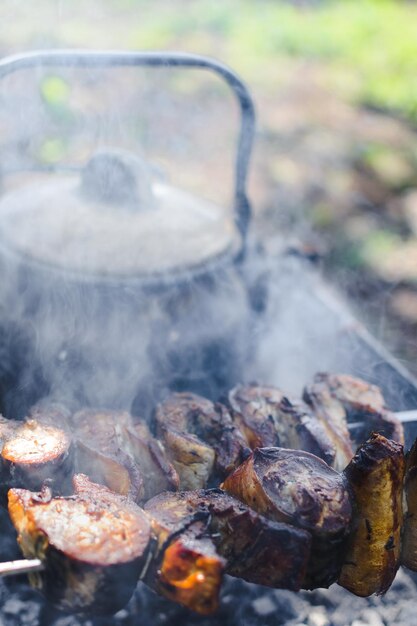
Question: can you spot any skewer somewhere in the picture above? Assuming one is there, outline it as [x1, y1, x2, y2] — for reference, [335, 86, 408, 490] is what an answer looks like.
[348, 410, 417, 434]
[0, 558, 44, 577]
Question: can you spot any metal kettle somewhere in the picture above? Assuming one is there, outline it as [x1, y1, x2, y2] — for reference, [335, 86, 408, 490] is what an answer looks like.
[0, 50, 257, 418]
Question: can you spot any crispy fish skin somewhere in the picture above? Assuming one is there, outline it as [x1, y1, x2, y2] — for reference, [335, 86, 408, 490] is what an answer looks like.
[155, 392, 247, 489]
[307, 373, 404, 449]
[222, 447, 352, 588]
[72, 409, 144, 502]
[403, 439, 417, 571]
[338, 434, 404, 597]
[227, 385, 335, 467]
[144, 494, 225, 615]
[8, 475, 151, 615]
[1, 419, 73, 494]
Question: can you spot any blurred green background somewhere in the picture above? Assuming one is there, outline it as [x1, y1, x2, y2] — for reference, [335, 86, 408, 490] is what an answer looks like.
[1, 0, 417, 372]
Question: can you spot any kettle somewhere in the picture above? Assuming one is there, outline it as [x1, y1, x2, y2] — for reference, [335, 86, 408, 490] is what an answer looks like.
[0, 50, 257, 418]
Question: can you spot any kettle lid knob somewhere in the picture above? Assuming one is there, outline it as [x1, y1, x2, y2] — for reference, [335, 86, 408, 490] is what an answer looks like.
[80, 149, 155, 211]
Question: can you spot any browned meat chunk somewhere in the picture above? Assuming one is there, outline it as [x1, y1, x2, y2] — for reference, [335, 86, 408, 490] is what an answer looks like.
[227, 384, 336, 467]
[403, 438, 417, 571]
[123, 421, 179, 501]
[155, 392, 247, 489]
[1, 419, 73, 493]
[72, 409, 144, 502]
[338, 434, 404, 596]
[148, 489, 311, 591]
[228, 384, 283, 448]
[303, 376, 354, 470]
[8, 474, 151, 615]
[304, 374, 404, 458]
[222, 447, 352, 588]
[28, 401, 72, 430]
[144, 492, 225, 614]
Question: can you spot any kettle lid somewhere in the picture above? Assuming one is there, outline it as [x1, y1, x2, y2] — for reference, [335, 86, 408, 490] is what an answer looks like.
[0, 150, 241, 283]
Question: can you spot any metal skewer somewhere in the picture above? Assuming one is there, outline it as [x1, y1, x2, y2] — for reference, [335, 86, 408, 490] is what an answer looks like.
[348, 410, 417, 448]
[0, 558, 44, 577]
[348, 409, 417, 431]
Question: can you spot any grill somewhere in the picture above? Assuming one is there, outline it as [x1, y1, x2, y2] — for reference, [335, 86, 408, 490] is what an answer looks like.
[0, 50, 416, 626]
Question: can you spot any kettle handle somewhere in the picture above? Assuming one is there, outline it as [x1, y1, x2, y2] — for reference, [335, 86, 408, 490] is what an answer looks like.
[0, 50, 255, 249]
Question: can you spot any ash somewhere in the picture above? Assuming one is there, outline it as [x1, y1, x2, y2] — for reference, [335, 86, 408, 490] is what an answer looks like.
[1, 570, 416, 626]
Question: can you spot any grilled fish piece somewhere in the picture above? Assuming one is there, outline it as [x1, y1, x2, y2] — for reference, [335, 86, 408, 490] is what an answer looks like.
[155, 392, 247, 489]
[227, 384, 335, 467]
[222, 447, 352, 588]
[338, 433, 404, 596]
[144, 493, 225, 615]
[8, 474, 151, 615]
[123, 421, 179, 501]
[148, 489, 311, 591]
[1, 419, 73, 494]
[72, 409, 144, 502]
[303, 378, 354, 471]
[304, 373, 404, 455]
[402, 438, 417, 571]
[28, 401, 72, 430]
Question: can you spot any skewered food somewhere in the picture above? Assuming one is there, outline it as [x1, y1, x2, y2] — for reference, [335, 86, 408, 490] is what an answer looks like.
[0, 418, 73, 494]
[123, 421, 179, 500]
[302, 378, 354, 470]
[1, 371, 409, 617]
[222, 446, 352, 588]
[338, 433, 404, 596]
[227, 384, 336, 468]
[144, 494, 225, 615]
[146, 489, 311, 591]
[8, 474, 152, 615]
[28, 401, 72, 429]
[155, 392, 248, 489]
[73, 409, 178, 503]
[73, 409, 144, 502]
[402, 438, 417, 571]
[304, 373, 404, 453]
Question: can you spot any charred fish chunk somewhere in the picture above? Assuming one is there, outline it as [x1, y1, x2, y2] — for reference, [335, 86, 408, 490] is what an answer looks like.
[304, 373, 404, 454]
[338, 433, 404, 596]
[28, 401, 72, 430]
[8, 474, 151, 615]
[227, 384, 336, 467]
[222, 447, 352, 588]
[123, 421, 179, 501]
[303, 378, 354, 471]
[1, 419, 73, 494]
[72, 409, 144, 502]
[144, 493, 225, 615]
[157, 489, 312, 590]
[155, 392, 248, 489]
[227, 384, 282, 449]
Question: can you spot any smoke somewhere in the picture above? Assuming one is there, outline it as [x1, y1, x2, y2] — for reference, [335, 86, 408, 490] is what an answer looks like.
[0, 56, 411, 426]
[0, 63, 245, 420]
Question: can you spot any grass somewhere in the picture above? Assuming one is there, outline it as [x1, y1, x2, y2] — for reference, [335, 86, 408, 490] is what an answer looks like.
[0, 0, 416, 122]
